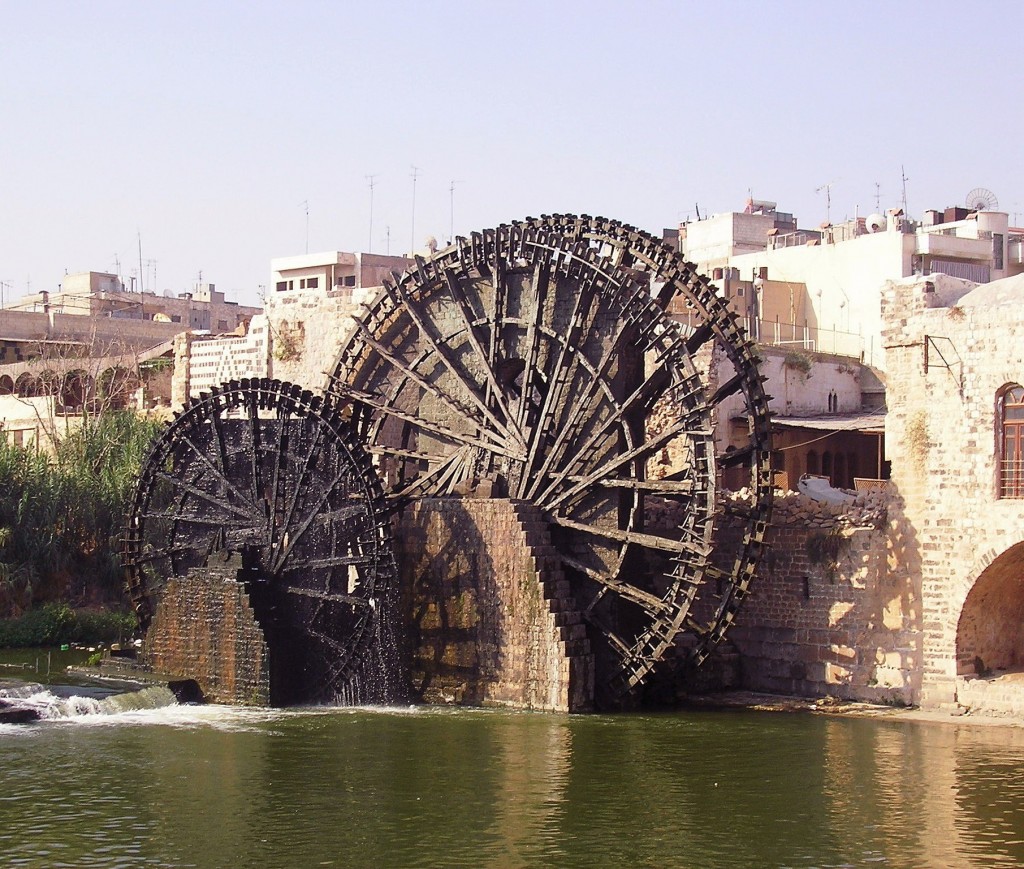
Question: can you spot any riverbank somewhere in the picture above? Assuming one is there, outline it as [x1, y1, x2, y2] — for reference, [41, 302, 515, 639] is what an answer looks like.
[686, 690, 1024, 728]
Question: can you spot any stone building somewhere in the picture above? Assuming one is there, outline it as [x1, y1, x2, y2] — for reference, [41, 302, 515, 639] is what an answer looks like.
[881, 271, 1024, 714]
[171, 251, 412, 405]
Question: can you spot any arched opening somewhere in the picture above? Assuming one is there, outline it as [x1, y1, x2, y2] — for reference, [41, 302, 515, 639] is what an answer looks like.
[997, 384, 1024, 498]
[15, 372, 40, 397]
[956, 541, 1024, 677]
[98, 366, 139, 410]
[806, 450, 819, 475]
[0, 375, 13, 395]
[59, 369, 91, 412]
[822, 451, 833, 482]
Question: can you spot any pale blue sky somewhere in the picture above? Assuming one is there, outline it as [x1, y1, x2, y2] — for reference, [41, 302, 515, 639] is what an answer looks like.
[2, 0, 1021, 307]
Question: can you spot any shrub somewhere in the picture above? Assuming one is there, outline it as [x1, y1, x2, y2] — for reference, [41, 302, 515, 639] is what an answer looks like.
[0, 410, 162, 610]
[0, 604, 137, 648]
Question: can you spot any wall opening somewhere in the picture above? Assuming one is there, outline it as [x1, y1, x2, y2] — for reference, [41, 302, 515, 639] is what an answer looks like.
[956, 541, 1024, 676]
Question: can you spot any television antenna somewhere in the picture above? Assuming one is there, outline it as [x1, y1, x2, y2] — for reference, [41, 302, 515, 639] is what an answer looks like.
[448, 179, 463, 244]
[366, 175, 378, 253]
[410, 166, 420, 254]
[816, 180, 838, 223]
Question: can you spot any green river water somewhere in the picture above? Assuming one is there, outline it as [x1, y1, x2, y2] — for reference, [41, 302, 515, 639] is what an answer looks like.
[2, 650, 1024, 868]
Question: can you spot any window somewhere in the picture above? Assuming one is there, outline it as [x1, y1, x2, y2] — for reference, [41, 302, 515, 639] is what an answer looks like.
[999, 384, 1024, 498]
[344, 275, 356, 287]
[299, 277, 319, 289]
[217, 320, 228, 331]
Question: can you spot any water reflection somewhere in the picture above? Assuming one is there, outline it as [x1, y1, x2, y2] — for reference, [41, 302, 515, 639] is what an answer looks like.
[3, 706, 1024, 867]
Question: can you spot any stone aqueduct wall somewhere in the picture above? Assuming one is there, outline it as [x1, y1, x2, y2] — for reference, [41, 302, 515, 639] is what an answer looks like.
[882, 274, 1024, 710]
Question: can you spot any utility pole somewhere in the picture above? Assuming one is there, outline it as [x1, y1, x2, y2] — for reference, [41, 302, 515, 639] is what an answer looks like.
[366, 175, 377, 253]
[900, 166, 909, 219]
[410, 166, 420, 254]
[449, 179, 462, 244]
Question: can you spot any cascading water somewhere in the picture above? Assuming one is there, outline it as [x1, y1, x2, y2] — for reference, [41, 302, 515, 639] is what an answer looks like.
[0, 682, 177, 721]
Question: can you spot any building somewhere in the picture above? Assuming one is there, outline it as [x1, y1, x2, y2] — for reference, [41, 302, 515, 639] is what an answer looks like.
[882, 270, 1024, 714]
[9, 272, 260, 333]
[172, 251, 412, 404]
[679, 201, 1023, 370]
[270, 251, 412, 303]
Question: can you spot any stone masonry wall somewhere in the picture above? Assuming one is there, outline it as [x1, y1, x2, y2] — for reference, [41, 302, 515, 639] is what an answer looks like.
[395, 498, 594, 712]
[691, 488, 918, 704]
[141, 560, 270, 706]
[264, 286, 364, 393]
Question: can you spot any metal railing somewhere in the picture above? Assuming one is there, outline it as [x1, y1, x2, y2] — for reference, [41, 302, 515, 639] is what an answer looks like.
[672, 312, 865, 360]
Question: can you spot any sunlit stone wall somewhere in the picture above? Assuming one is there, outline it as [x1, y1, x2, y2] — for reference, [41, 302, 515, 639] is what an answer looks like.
[687, 489, 917, 705]
[882, 272, 1024, 711]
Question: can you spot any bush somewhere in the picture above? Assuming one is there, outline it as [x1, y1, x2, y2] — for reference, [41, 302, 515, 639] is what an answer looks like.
[0, 410, 162, 609]
[0, 604, 137, 648]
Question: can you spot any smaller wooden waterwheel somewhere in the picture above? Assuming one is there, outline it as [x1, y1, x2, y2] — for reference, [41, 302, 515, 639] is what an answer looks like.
[328, 216, 773, 703]
[123, 378, 395, 704]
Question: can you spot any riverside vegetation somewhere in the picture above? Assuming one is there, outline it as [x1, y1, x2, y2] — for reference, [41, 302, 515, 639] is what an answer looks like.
[0, 411, 161, 647]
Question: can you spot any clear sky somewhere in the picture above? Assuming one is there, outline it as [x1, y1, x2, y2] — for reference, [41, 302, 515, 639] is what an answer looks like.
[2, 0, 1021, 308]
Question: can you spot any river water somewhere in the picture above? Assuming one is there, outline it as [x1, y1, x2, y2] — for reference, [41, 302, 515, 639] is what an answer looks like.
[2, 654, 1024, 868]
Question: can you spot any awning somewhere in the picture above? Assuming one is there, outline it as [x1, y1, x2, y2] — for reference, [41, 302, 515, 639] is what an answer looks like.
[741, 411, 886, 435]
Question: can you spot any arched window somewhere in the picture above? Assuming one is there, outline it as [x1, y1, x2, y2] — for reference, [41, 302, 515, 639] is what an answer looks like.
[806, 450, 819, 475]
[822, 451, 833, 482]
[999, 384, 1024, 498]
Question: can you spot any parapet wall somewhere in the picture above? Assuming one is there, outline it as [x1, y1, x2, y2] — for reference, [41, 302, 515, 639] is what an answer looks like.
[395, 498, 594, 712]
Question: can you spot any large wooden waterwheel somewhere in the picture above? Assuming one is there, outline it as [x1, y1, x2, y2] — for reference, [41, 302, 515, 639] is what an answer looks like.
[328, 215, 773, 702]
[123, 378, 395, 704]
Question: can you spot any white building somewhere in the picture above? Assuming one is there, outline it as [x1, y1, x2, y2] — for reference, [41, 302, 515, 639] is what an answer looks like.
[680, 201, 1023, 370]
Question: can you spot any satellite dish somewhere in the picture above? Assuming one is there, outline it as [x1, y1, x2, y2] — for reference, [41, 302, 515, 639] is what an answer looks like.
[966, 188, 999, 212]
[866, 213, 887, 233]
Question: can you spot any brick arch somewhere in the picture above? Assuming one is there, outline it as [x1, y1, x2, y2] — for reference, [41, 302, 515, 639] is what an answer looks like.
[954, 540, 1024, 676]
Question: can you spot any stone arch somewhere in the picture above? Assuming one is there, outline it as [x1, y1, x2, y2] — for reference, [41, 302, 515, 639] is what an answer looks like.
[98, 366, 139, 410]
[806, 449, 819, 475]
[59, 369, 92, 411]
[955, 540, 1024, 676]
[0, 374, 13, 395]
[15, 372, 40, 397]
